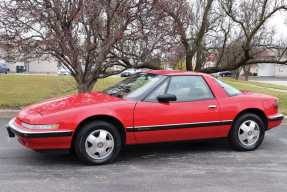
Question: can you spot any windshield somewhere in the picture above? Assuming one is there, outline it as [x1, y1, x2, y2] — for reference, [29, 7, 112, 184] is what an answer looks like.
[214, 78, 242, 96]
[102, 73, 163, 100]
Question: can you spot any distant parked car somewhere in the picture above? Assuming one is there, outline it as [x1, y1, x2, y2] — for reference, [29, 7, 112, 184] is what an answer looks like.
[0, 63, 10, 74]
[219, 71, 232, 77]
[58, 68, 70, 76]
[121, 68, 139, 77]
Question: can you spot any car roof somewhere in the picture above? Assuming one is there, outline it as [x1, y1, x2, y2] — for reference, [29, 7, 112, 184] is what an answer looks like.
[142, 70, 206, 76]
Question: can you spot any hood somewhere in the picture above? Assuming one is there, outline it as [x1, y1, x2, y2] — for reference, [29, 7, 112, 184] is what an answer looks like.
[20, 92, 122, 117]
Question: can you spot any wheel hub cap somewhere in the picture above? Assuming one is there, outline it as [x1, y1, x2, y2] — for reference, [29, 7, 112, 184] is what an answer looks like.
[238, 120, 260, 146]
[98, 142, 103, 148]
[85, 129, 114, 160]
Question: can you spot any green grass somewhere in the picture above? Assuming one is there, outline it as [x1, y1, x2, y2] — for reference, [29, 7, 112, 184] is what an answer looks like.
[0, 74, 124, 109]
[222, 79, 287, 115]
[222, 77, 287, 91]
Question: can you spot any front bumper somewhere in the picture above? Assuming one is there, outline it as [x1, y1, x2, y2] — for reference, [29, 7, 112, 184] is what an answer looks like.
[6, 118, 74, 150]
[6, 118, 73, 138]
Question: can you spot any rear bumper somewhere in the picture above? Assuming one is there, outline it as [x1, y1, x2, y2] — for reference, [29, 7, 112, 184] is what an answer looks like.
[269, 114, 284, 122]
[267, 114, 284, 130]
[6, 118, 73, 149]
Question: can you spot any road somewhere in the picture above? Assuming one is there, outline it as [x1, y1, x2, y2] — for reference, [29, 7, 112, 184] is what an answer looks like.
[1, 118, 287, 192]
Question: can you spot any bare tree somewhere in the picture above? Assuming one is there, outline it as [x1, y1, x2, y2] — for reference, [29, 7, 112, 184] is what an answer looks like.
[162, 0, 287, 73]
[159, 0, 216, 71]
[0, 0, 175, 93]
[201, 0, 287, 73]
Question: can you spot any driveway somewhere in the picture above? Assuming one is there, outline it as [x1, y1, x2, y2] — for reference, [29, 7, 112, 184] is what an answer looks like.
[248, 76, 287, 87]
[1, 118, 287, 192]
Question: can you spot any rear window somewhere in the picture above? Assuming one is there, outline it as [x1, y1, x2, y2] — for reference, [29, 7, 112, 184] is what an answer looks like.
[214, 78, 242, 96]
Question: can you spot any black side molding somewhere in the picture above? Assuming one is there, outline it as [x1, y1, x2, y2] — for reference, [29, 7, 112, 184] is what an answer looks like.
[127, 120, 233, 132]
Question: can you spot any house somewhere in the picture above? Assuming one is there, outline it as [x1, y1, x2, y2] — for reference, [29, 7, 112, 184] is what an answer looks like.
[247, 49, 287, 77]
[0, 43, 58, 74]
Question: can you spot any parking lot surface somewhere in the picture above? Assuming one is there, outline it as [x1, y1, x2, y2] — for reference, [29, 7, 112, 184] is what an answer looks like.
[1, 118, 287, 192]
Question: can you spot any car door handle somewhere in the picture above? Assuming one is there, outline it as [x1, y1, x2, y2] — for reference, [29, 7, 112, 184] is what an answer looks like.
[208, 105, 217, 108]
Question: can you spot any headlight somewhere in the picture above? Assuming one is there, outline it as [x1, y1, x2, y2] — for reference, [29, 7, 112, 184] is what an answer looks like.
[21, 122, 60, 129]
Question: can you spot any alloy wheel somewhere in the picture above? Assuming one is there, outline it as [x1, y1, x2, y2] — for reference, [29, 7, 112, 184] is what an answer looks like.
[238, 120, 260, 146]
[85, 129, 114, 160]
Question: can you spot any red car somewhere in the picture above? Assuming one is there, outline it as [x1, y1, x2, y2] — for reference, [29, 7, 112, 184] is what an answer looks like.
[6, 70, 284, 165]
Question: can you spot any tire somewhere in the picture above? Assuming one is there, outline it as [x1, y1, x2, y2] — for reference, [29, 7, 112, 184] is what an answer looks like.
[222, 74, 225, 77]
[6, 70, 9, 74]
[74, 121, 122, 165]
[228, 113, 265, 151]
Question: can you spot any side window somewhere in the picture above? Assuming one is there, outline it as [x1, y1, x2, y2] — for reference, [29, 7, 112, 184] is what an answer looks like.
[167, 76, 214, 102]
[145, 80, 168, 101]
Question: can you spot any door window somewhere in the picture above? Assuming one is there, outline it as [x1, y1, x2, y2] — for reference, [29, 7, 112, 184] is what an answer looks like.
[145, 80, 168, 101]
[166, 76, 214, 102]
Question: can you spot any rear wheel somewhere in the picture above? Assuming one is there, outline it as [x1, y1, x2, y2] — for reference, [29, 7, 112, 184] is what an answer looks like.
[228, 113, 265, 151]
[6, 70, 9, 74]
[74, 121, 121, 165]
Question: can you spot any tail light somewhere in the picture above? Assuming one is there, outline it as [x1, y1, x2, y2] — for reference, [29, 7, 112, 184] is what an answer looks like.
[274, 100, 279, 109]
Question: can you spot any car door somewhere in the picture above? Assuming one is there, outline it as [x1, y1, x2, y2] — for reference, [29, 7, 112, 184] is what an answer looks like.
[133, 75, 221, 143]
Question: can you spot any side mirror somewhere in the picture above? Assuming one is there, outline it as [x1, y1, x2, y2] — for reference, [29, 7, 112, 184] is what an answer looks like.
[157, 94, 177, 102]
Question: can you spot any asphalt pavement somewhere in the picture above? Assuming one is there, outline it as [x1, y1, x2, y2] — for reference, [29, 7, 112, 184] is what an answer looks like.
[248, 76, 287, 87]
[1, 118, 287, 192]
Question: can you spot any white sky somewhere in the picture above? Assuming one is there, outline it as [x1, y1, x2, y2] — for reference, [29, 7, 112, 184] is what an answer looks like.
[271, 11, 287, 40]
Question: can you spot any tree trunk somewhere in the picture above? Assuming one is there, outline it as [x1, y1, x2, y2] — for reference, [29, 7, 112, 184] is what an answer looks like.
[232, 71, 235, 78]
[235, 69, 240, 80]
[245, 74, 249, 81]
[242, 65, 251, 81]
[195, 47, 203, 72]
[186, 52, 193, 71]
[77, 80, 96, 93]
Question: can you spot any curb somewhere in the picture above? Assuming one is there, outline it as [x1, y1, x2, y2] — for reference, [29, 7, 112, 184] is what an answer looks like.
[0, 110, 19, 119]
[0, 109, 286, 125]
[282, 117, 287, 126]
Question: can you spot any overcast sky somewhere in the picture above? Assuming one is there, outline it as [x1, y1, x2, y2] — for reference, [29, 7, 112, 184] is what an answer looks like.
[271, 11, 287, 40]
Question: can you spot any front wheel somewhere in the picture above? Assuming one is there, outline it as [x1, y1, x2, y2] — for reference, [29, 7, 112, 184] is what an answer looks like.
[228, 113, 265, 151]
[74, 121, 122, 165]
[6, 70, 9, 74]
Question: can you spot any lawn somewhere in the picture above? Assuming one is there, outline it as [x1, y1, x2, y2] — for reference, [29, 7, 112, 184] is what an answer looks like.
[0, 74, 286, 115]
[0, 74, 124, 109]
[222, 78, 287, 115]
[222, 77, 287, 91]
